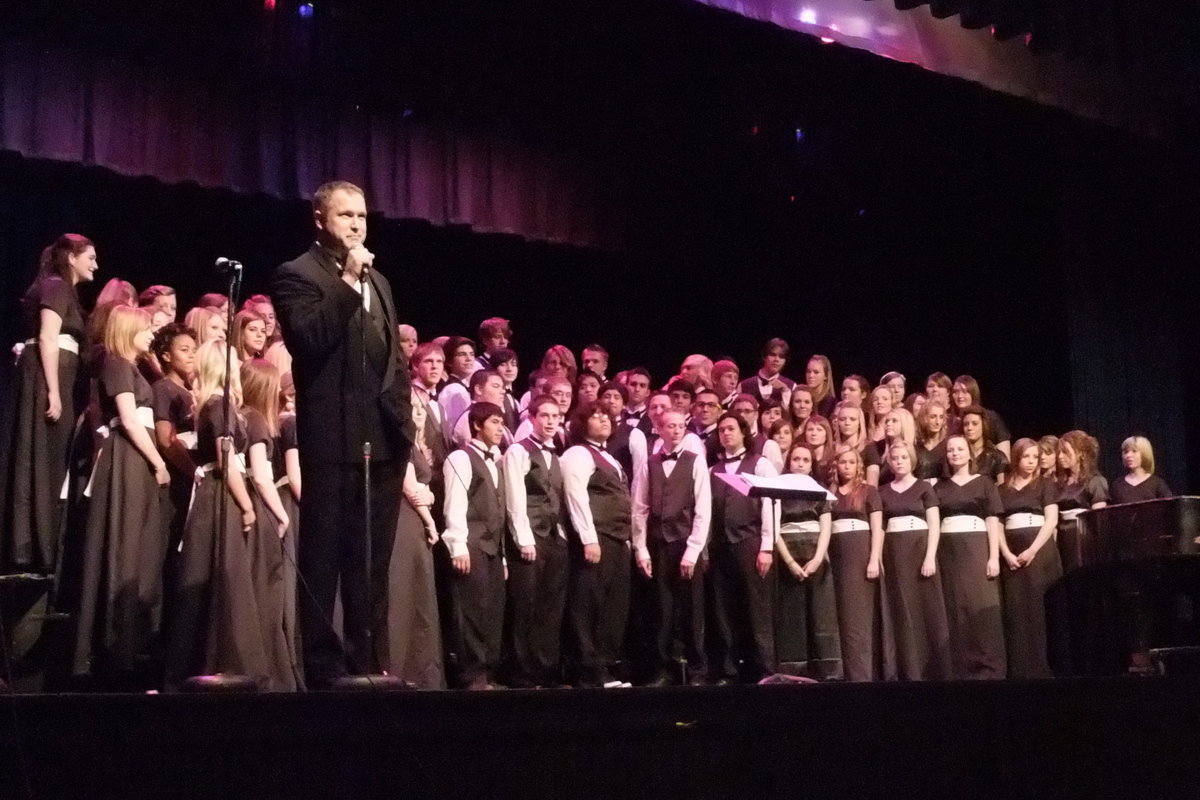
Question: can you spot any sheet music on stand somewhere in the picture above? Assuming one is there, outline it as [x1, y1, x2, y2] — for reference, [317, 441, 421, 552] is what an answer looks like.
[714, 472, 835, 501]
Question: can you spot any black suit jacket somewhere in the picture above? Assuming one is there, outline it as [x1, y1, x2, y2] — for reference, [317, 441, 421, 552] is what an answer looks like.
[271, 242, 412, 465]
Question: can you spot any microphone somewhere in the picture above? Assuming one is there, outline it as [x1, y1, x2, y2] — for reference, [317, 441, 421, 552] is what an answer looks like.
[214, 257, 243, 275]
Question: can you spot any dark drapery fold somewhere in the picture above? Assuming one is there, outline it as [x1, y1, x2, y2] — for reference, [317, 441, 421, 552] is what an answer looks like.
[0, 41, 608, 248]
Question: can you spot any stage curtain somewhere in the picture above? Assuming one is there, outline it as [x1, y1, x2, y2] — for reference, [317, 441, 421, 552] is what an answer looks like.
[0, 41, 608, 248]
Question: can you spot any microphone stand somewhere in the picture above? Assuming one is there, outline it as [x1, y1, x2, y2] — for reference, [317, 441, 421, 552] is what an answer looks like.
[216, 262, 242, 652]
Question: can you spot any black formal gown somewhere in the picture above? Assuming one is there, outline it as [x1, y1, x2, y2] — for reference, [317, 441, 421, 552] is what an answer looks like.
[998, 477, 1061, 679]
[827, 486, 887, 682]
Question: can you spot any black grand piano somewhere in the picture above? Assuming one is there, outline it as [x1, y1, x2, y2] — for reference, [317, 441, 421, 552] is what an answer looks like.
[1048, 496, 1200, 676]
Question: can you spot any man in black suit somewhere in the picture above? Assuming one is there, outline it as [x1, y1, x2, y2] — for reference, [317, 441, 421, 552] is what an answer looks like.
[271, 180, 412, 687]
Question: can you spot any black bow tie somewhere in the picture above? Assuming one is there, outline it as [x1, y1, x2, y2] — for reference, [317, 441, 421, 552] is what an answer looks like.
[589, 443, 607, 453]
[720, 451, 747, 463]
[473, 447, 495, 461]
[660, 451, 680, 462]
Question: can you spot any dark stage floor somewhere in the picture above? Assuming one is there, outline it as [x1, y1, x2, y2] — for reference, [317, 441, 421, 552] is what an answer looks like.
[2, 677, 1198, 799]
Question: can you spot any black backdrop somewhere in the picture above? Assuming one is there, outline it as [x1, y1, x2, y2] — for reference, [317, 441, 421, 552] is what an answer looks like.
[1, 0, 1196, 487]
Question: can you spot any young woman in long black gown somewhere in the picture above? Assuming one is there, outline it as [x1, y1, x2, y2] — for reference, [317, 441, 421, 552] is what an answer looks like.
[1110, 436, 1173, 505]
[934, 435, 1006, 680]
[832, 401, 881, 486]
[998, 438, 1062, 678]
[878, 441, 950, 681]
[951, 376, 1011, 459]
[773, 443, 842, 680]
[72, 306, 171, 686]
[1055, 430, 1109, 573]
[0, 234, 96, 573]
[826, 445, 886, 682]
[960, 405, 1009, 484]
[915, 401, 949, 482]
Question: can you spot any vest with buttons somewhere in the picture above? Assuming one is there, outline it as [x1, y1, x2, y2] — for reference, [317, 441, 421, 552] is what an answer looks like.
[710, 454, 764, 545]
[580, 446, 631, 542]
[511, 439, 566, 541]
[464, 447, 506, 557]
[647, 451, 698, 544]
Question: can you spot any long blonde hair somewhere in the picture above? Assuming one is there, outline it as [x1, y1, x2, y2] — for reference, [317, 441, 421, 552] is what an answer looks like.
[193, 340, 242, 410]
[240, 358, 281, 437]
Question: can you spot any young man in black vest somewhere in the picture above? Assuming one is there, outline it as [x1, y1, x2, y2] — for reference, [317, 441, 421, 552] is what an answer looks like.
[621, 367, 652, 427]
[739, 337, 796, 405]
[631, 410, 712, 686]
[691, 387, 724, 466]
[560, 400, 632, 688]
[438, 336, 477, 441]
[501, 395, 570, 688]
[441, 402, 508, 690]
[451, 369, 512, 450]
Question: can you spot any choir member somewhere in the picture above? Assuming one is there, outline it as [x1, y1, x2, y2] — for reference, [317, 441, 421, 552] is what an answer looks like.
[799, 415, 837, 487]
[804, 354, 837, 419]
[514, 377, 573, 452]
[231, 309, 268, 362]
[1110, 436, 1172, 504]
[840, 374, 870, 407]
[676, 354, 714, 390]
[730, 393, 783, 472]
[691, 388, 724, 465]
[1055, 430, 1108, 573]
[561, 401, 633, 688]
[631, 410, 711, 686]
[441, 402, 508, 690]
[998, 438, 1062, 679]
[934, 434, 1005, 679]
[411, 342, 448, 451]
[73, 306, 170, 686]
[383, 391, 445, 688]
[1037, 435, 1059, 481]
[769, 419, 793, 456]
[575, 370, 603, 409]
[739, 338, 795, 405]
[878, 440, 951, 681]
[866, 386, 894, 445]
[150, 323, 198, 587]
[85, 279, 137, 348]
[474, 317, 512, 370]
[960, 405, 1009, 483]
[880, 372, 906, 408]
[757, 397, 784, 442]
[924, 373, 953, 416]
[903, 392, 927, 419]
[167, 340, 295, 691]
[240, 358, 301, 687]
[773, 443, 842, 680]
[915, 400, 949, 481]
[1, 234, 95, 573]
[502, 395, 570, 688]
[451, 370, 513, 450]
[581, 344, 609, 381]
[622, 367, 653, 425]
[832, 401, 881, 486]
[438, 336, 478, 438]
[183, 306, 227, 345]
[707, 411, 778, 683]
[827, 445, 886, 682]
[139, 285, 177, 328]
[600, 380, 638, 482]
[242, 294, 279, 346]
[196, 292, 229, 317]
[489, 348, 522, 433]
[788, 384, 815, 430]
[666, 377, 696, 420]
[277, 400, 303, 684]
[876, 407, 916, 484]
[712, 359, 740, 410]
[396, 324, 418, 362]
[951, 375, 1011, 457]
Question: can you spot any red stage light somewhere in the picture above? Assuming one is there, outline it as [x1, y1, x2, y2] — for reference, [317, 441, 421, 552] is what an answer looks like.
[264, 0, 276, 9]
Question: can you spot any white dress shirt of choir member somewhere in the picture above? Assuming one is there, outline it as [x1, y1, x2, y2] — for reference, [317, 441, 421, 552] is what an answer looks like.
[396, 324, 418, 362]
[630, 409, 712, 685]
[711, 360, 740, 409]
[631, 391, 706, 480]
[833, 401, 880, 486]
[730, 393, 784, 473]
[438, 336, 477, 438]
[474, 317, 512, 371]
[840, 375, 871, 408]
[453, 370, 513, 450]
[581, 344, 609, 381]
[708, 411, 779, 682]
[598, 380, 638, 483]
[951, 375, 1012, 459]
[621, 367, 653, 425]
[441, 402, 508, 689]
[502, 395, 570, 687]
[560, 400, 634, 687]
[739, 338, 795, 405]
[513, 376, 573, 450]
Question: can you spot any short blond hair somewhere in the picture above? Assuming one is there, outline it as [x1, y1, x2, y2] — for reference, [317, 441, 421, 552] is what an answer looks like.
[1120, 436, 1155, 474]
[312, 180, 365, 215]
[103, 305, 151, 362]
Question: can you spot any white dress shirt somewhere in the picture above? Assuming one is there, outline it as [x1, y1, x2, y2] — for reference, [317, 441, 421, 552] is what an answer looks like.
[630, 447, 712, 565]
[629, 429, 703, 487]
[438, 380, 471, 441]
[716, 451, 778, 552]
[502, 437, 566, 548]
[560, 442, 625, 547]
[441, 440, 501, 559]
